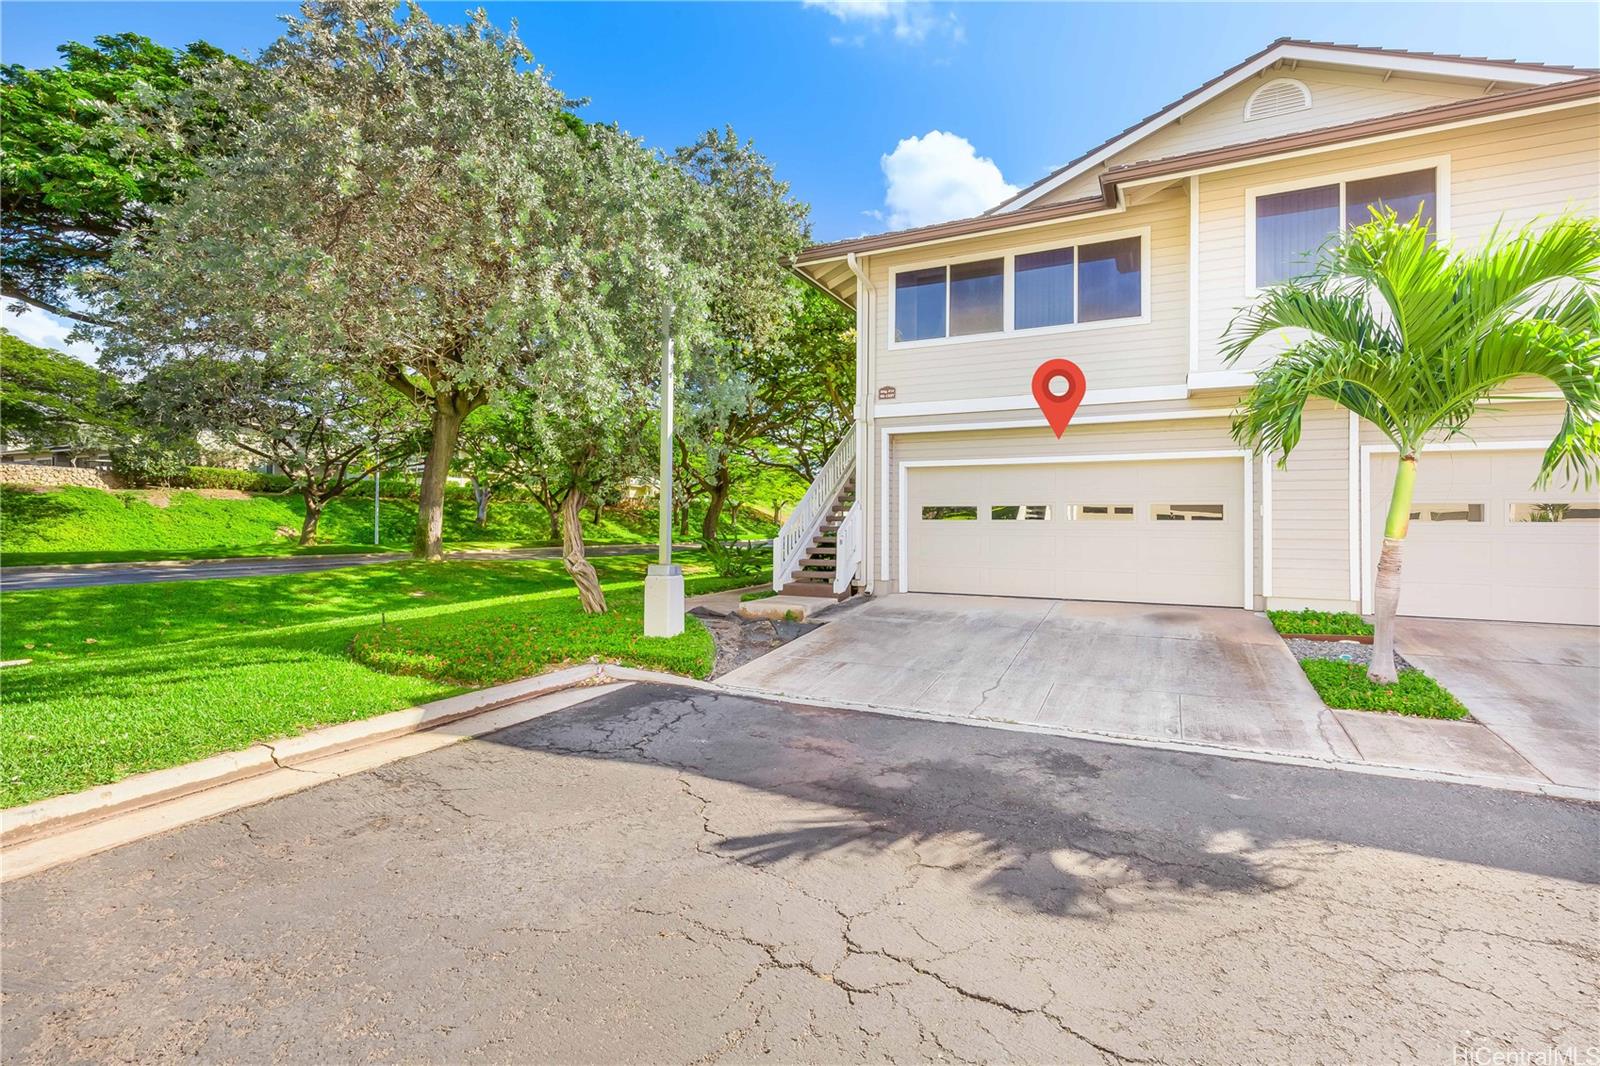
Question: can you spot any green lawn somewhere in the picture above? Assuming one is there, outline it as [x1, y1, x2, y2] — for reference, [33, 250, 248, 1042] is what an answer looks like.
[0, 551, 749, 807]
[1299, 660, 1469, 719]
[0, 485, 777, 566]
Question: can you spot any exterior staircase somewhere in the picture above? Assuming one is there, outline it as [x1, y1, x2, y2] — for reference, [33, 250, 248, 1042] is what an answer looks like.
[781, 477, 855, 599]
[771, 425, 861, 602]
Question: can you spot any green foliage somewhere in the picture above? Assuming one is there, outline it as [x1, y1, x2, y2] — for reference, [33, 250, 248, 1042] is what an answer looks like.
[348, 581, 737, 687]
[175, 466, 294, 492]
[702, 537, 767, 579]
[108, 436, 197, 486]
[0, 32, 238, 320]
[739, 588, 778, 602]
[0, 553, 727, 806]
[1299, 660, 1469, 720]
[0, 330, 124, 448]
[1268, 609, 1374, 636]
[1225, 212, 1600, 486]
[0, 485, 778, 565]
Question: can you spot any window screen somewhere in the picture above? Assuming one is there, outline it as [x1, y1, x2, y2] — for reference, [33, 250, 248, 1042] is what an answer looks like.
[949, 259, 1003, 336]
[1346, 168, 1435, 236]
[1255, 183, 1339, 286]
[895, 267, 946, 342]
[1078, 237, 1142, 322]
[1014, 247, 1075, 329]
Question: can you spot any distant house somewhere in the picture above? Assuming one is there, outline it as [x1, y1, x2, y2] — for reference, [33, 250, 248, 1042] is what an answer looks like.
[785, 38, 1600, 625]
[0, 444, 113, 470]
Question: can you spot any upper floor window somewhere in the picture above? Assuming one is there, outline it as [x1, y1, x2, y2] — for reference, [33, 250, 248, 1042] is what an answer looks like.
[895, 233, 1144, 343]
[1253, 167, 1437, 287]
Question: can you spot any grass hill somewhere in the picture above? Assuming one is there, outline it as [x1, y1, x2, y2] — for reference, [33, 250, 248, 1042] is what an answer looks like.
[0, 485, 776, 566]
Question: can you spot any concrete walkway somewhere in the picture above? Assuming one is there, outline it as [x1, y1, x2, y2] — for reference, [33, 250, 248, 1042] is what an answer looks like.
[720, 593, 1579, 794]
[0, 542, 695, 591]
[1397, 617, 1600, 790]
[4, 682, 1595, 1062]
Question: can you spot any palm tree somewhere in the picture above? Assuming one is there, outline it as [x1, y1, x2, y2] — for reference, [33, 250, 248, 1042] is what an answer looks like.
[1224, 212, 1600, 683]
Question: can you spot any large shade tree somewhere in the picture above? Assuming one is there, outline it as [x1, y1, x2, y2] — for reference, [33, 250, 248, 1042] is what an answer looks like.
[90, 1, 698, 561]
[1, 33, 239, 324]
[130, 352, 409, 544]
[1224, 212, 1600, 683]
[0, 329, 127, 454]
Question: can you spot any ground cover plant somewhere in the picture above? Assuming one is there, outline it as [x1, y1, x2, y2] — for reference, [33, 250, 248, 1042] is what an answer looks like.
[0, 551, 752, 807]
[0, 485, 776, 566]
[1267, 609, 1374, 636]
[1299, 660, 1469, 720]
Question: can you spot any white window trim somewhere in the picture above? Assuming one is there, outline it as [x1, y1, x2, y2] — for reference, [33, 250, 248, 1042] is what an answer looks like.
[897, 449, 1254, 608]
[1243, 154, 1452, 297]
[888, 225, 1152, 350]
[1356, 439, 1549, 614]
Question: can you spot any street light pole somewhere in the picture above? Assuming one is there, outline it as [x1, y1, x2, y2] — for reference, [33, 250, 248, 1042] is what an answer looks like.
[644, 298, 684, 637]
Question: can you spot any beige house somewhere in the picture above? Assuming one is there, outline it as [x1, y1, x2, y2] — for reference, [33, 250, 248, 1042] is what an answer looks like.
[784, 38, 1600, 627]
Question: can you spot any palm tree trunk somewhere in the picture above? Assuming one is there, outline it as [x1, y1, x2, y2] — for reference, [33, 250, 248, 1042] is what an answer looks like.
[1369, 455, 1417, 685]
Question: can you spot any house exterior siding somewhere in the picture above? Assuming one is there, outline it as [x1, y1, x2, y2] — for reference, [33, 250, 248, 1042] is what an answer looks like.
[802, 46, 1599, 622]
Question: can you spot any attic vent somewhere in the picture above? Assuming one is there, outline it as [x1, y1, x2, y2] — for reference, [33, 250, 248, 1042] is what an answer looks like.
[1244, 78, 1312, 122]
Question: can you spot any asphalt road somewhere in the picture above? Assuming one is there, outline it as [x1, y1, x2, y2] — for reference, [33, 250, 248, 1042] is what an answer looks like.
[0, 542, 692, 590]
[3, 683, 1595, 1063]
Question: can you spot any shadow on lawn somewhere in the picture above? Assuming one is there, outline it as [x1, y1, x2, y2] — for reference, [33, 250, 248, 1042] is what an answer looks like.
[490, 683, 1599, 919]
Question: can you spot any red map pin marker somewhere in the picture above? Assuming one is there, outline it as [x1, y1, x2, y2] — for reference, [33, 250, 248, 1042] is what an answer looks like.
[1031, 358, 1087, 438]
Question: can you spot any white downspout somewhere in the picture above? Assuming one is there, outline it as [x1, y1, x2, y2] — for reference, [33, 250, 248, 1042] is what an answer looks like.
[846, 252, 876, 592]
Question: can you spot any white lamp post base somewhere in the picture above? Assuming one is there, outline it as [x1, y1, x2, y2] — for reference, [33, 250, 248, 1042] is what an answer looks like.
[644, 564, 685, 637]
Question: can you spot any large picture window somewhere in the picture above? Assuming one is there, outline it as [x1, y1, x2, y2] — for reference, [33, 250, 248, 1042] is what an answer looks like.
[1253, 167, 1437, 286]
[892, 232, 1145, 344]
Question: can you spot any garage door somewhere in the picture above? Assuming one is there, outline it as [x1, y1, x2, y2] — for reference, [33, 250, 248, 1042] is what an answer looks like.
[907, 457, 1244, 607]
[1370, 450, 1600, 625]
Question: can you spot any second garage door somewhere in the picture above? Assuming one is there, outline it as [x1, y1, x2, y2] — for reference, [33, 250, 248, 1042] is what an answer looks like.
[907, 457, 1245, 607]
[1369, 449, 1600, 625]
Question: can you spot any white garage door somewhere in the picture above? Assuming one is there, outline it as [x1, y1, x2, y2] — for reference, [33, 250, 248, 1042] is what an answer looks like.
[907, 457, 1245, 607]
[1370, 449, 1600, 625]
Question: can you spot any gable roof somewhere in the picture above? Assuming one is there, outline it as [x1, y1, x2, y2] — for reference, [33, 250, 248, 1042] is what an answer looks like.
[793, 75, 1600, 269]
[989, 37, 1595, 215]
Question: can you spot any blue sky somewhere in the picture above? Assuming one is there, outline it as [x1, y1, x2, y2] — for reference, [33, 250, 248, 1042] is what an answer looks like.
[3, 1, 1596, 355]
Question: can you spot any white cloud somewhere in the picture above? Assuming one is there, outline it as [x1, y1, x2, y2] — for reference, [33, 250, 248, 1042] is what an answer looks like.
[879, 131, 1018, 230]
[2, 305, 101, 364]
[802, 0, 961, 45]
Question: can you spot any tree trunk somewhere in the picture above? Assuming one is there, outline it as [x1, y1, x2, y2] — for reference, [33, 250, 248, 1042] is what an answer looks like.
[472, 478, 490, 528]
[590, 499, 603, 525]
[299, 493, 324, 546]
[560, 490, 606, 614]
[413, 395, 471, 561]
[700, 468, 732, 545]
[676, 492, 692, 538]
[1369, 454, 1417, 685]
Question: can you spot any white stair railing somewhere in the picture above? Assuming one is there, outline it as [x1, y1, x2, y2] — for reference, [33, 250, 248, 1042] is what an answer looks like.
[772, 425, 856, 591]
[831, 501, 862, 595]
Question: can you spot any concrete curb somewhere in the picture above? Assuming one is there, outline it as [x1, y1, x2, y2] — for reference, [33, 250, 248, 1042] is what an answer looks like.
[0, 664, 603, 848]
[701, 678, 1600, 805]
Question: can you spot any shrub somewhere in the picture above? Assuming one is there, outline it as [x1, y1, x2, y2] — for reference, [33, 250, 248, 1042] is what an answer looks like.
[110, 438, 197, 487]
[1268, 608, 1374, 636]
[703, 537, 766, 579]
[179, 466, 295, 492]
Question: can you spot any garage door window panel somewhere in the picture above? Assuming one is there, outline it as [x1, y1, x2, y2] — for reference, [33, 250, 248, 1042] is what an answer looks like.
[921, 505, 977, 521]
[992, 505, 1052, 521]
[1152, 503, 1226, 522]
[1411, 503, 1483, 523]
[1072, 504, 1135, 520]
[1509, 502, 1600, 523]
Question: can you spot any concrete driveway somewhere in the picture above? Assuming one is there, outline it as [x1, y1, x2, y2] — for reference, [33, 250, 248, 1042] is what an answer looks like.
[3, 682, 1595, 1063]
[1398, 618, 1600, 790]
[722, 594, 1358, 761]
[720, 594, 1591, 793]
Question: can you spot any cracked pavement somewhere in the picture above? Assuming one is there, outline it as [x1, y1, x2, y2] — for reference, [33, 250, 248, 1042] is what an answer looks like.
[3, 682, 1597, 1064]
